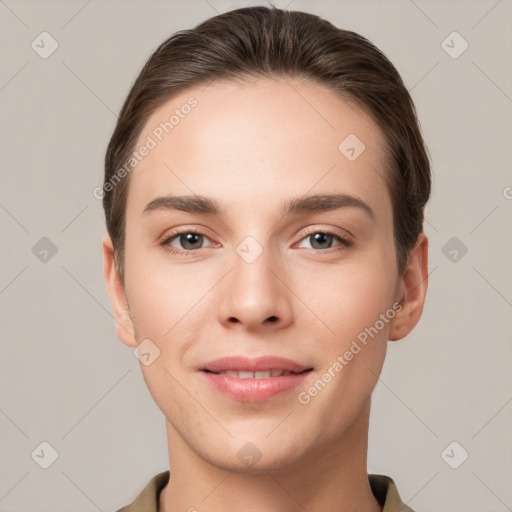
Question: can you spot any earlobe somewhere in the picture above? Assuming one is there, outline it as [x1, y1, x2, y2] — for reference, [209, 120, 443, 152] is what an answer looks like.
[102, 234, 138, 347]
[388, 233, 429, 342]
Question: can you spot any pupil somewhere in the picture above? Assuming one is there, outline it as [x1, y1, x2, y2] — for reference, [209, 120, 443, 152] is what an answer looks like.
[311, 233, 331, 249]
[182, 233, 202, 250]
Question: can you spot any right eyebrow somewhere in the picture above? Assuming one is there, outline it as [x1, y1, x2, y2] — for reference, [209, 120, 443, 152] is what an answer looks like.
[142, 194, 224, 216]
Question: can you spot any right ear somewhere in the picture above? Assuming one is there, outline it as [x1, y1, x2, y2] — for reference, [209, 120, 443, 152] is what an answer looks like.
[102, 234, 138, 347]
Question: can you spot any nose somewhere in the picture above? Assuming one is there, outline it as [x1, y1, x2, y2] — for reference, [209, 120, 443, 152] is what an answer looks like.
[216, 241, 293, 332]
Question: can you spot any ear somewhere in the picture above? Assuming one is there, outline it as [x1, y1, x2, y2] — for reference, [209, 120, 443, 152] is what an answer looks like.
[388, 233, 428, 341]
[102, 234, 138, 347]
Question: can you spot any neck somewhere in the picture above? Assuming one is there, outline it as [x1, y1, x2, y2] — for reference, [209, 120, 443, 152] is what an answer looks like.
[159, 399, 381, 512]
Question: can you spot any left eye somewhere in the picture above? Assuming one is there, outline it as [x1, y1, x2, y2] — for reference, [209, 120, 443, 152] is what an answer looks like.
[298, 231, 351, 251]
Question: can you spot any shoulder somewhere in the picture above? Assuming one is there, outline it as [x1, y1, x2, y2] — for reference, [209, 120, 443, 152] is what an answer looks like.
[368, 473, 415, 512]
[113, 470, 170, 512]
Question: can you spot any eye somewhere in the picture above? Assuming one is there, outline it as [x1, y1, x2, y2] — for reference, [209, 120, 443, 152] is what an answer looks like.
[297, 229, 352, 252]
[160, 230, 214, 255]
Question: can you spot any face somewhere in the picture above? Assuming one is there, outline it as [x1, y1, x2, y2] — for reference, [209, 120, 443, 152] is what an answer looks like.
[104, 77, 425, 473]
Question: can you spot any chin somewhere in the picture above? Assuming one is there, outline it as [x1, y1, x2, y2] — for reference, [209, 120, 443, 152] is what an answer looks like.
[199, 435, 312, 476]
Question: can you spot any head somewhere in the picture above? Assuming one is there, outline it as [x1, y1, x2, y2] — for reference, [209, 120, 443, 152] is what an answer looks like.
[102, 6, 430, 472]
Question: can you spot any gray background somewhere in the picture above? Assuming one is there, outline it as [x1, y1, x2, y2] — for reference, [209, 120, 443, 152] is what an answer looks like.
[0, 0, 511, 510]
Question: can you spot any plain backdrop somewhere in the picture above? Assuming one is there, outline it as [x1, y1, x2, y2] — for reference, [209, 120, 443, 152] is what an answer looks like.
[0, 0, 511, 511]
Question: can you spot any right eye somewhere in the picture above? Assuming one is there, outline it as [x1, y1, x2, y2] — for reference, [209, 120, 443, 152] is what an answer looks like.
[160, 230, 215, 255]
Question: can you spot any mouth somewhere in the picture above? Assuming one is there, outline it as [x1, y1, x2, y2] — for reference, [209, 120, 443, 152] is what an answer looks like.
[200, 355, 312, 374]
[199, 356, 314, 402]
[202, 368, 312, 378]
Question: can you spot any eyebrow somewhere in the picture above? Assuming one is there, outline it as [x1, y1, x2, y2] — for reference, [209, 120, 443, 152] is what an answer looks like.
[142, 193, 375, 221]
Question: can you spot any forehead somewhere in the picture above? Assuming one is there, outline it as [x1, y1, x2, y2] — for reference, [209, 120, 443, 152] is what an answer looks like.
[125, 77, 391, 222]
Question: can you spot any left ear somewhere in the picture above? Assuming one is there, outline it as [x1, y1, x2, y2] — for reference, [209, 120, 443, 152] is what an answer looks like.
[389, 233, 429, 341]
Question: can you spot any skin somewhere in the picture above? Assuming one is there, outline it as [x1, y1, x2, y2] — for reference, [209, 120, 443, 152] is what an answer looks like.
[103, 76, 428, 512]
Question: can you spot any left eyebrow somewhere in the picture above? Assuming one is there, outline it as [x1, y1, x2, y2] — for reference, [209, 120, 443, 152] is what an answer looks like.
[142, 193, 375, 221]
[280, 193, 375, 221]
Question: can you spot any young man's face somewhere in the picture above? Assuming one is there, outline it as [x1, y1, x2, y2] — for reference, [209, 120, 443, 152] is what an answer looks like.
[103, 77, 427, 473]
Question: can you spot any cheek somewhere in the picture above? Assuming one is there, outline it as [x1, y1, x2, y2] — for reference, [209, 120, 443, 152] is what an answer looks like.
[124, 241, 201, 337]
[125, 260, 204, 417]
[124, 250, 214, 407]
[298, 254, 397, 345]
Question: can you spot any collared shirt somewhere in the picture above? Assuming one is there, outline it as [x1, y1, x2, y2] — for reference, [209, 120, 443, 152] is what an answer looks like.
[114, 470, 415, 512]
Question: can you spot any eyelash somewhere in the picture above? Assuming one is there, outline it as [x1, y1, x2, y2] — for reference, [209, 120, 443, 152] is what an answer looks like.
[159, 228, 353, 256]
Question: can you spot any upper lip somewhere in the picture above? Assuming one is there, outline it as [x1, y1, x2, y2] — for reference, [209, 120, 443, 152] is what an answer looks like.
[201, 356, 312, 373]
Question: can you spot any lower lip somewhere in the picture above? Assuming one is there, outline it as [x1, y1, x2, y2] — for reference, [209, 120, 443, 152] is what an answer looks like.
[201, 371, 312, 402]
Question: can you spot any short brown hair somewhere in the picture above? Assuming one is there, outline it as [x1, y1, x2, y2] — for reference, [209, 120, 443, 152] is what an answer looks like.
[103, 5, 431, 282]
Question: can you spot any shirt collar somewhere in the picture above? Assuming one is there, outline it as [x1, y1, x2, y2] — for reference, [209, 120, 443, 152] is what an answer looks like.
[117, 470, 414, 512]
